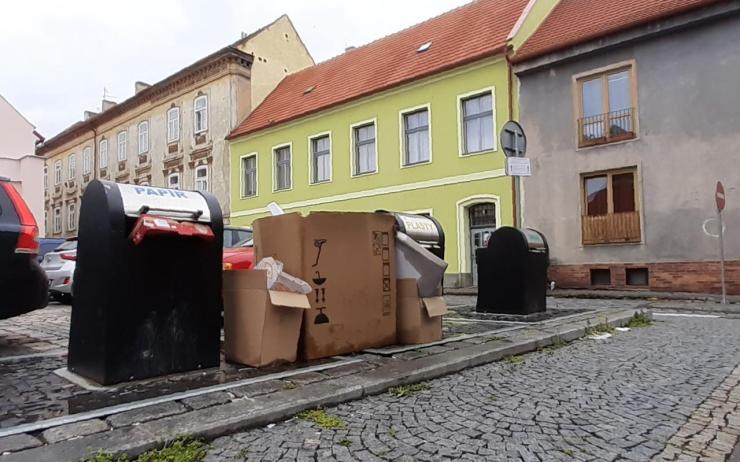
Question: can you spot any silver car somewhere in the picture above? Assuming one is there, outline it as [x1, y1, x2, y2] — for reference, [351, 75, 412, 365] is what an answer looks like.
[41, 238, 77, 303]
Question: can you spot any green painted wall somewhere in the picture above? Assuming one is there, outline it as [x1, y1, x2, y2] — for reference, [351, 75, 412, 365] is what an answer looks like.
[228, 57, 514, 280]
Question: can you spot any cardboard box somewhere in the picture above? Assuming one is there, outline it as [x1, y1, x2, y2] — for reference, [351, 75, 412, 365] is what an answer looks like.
[254, 212, 397, 360]
[397, 278, 448, 345]
[222, 270, 310, 367]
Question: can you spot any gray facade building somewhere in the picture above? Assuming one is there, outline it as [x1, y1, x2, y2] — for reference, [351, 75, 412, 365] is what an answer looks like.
[514, 1, 740, 294]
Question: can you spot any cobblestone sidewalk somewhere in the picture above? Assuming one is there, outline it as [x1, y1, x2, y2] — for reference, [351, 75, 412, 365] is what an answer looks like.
[206, 315, 740, 462]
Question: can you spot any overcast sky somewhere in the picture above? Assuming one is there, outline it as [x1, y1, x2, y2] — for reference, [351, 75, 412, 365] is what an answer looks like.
[1, 0, 469, 137]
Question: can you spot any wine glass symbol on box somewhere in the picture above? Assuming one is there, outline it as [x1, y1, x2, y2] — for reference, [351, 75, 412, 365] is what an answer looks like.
[311, 239, 329, 324]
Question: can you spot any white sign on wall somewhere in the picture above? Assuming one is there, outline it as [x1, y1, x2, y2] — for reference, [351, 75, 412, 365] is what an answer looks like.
[506, 157, 532, 177]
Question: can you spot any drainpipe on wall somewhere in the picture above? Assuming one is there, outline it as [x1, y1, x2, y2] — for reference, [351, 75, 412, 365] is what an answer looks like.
[505, 49, 521, 228]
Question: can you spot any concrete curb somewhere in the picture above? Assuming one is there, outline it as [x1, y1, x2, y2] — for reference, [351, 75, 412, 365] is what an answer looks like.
[3, 309, 642, 462]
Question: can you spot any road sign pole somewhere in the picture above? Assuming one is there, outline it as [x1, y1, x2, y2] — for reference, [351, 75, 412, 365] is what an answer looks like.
[718, 208, 727, 304]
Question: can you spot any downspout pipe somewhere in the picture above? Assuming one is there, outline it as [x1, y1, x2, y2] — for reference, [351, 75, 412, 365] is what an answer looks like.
[505, 48, 520, 228]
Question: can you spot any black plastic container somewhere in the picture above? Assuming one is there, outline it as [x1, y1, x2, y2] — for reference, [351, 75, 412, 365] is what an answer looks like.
[476, 227, 549, 315]
[68, 180, 223, 385]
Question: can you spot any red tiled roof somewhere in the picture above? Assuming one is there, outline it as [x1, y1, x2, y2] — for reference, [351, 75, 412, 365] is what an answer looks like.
[513, 0, 721, 63]
[228, 0, 530, 139]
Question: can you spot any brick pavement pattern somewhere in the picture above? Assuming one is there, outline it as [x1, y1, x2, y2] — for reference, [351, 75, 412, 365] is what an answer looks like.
[205, 316, 740, 461]
[655, 365, 740, 461]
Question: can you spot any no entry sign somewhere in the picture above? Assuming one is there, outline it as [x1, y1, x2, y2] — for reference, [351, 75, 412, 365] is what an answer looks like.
[716, 181, 726, 212]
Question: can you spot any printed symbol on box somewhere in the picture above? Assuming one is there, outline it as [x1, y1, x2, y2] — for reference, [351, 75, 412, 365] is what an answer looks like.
[382, 247, 390, 262]
[383, 277, 391, 292]
[381, 232, 389, 246]
[383, 262, 390, 277]
[312, 239, 327, 267]
[314, 307, 330, 325]
[372, 232, 383, 256]
[383, 295, 391, 315]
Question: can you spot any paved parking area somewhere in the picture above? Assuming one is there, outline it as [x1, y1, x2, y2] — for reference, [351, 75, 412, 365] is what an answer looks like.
[206, 314, 740, 462]
[0, 303, 69, 358]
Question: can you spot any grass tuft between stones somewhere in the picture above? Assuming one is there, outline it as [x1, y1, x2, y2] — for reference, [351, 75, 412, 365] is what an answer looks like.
[296, 408, 346, 429]
[81, 437, 208, 462]
[337, 439, 352, 447]
[503, 355, 525, 365]
[585, 318, 615, 336]
[388, 383, 431, 398]
[626, 311, 653, 328]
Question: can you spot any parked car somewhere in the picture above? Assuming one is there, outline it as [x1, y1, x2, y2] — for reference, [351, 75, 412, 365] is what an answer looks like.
[37, 238, 65, 263]
[222, 236, 255, 271]
[223, 226, 253, 248]
[0, 177, 47, 319]
[41, 238, 77, 304]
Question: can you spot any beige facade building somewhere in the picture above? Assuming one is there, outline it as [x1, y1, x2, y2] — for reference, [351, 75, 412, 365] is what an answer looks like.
[0, 94, 45, 235]
[36, 15, 313, 237]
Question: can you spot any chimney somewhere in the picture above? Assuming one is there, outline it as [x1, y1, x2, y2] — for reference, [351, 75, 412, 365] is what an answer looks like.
[135, 81, 151, 94]
[83, 110, 98, 120]
[345, 46, 356, 52]
[101, 99, 116, 111]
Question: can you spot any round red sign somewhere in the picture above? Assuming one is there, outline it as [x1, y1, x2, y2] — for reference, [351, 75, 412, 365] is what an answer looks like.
[716, 181, 726, 212]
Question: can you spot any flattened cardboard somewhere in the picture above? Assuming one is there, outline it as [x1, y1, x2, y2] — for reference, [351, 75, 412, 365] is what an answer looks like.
[301, 212, 397, 359]
[253, 212, 397, 360]
[397, 278, 447, 345]
[253, 213, 303, 277]
[222, 270, 308, 367]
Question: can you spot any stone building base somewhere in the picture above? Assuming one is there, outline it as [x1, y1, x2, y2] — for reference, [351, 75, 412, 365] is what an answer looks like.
[549, 260, 740, 295]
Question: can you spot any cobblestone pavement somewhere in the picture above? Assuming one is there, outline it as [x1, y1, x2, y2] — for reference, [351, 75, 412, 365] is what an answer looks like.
[0, 304, 69, 357]
[206, 315, 740, 462]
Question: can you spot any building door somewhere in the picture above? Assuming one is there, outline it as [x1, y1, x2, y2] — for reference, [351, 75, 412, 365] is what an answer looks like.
[469, 203, 497, 286]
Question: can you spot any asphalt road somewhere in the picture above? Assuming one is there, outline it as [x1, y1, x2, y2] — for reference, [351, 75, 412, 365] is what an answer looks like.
[205, 314, 740, 461]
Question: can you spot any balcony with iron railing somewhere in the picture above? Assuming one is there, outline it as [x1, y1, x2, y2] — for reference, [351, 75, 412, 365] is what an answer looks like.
[578, 108, 636, 148]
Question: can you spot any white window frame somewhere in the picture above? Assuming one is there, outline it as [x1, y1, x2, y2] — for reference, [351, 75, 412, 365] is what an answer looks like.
[67, 203, 76, 232]
[457, 87, 496, 157]
[272, 143, 293, 192]
[240, 153, 258, 198]
[167, 106, 180, 143]
[99, 139, 109, 169]
[82, 147, 92, 174]
[308, 131, 332, 185]
[350, 118, 378, 177]
[167, 172, 181, 190]
[53, 207, 62, 233]
[194, 95, 208, 134]
[194, 164, 209, 192]
[117, 131, 128, 161]
[67, 154, 76, 180]
[54, 160, 62, 185]
[399, 103, 432, 168]
[137, 121, 149, 154]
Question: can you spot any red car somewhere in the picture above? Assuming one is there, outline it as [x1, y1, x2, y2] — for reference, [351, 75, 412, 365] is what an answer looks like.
[222, 235, 255, 271]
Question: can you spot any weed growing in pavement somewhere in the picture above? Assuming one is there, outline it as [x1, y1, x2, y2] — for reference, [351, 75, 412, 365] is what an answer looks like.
[626, 311, 652, 328]
[81, 437, 208, 462]
[541, 336, 568, 354]
[237, 448, 249, 459]
[296, 408, 346, 429]
[585, 318, 615, 336]
[337, 439, 352, 447]
[388, 428, 397, 438]
[281, 381, 297, 390]
[503, 355, 524, 365]
[388, 383, 431, 398]
[559, 448, 575, 457]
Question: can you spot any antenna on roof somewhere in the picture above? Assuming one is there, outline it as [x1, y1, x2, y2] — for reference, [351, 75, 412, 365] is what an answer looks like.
[102, 87, 115, 101]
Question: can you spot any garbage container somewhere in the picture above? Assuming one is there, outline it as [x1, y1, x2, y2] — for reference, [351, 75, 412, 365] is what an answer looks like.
[475, 227, 549, 315]
[68, 180, 223, 385]
[391, 213, 445, 259]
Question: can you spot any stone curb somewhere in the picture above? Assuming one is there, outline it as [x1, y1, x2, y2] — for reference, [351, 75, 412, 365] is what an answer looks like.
[3, 309, 642, 462]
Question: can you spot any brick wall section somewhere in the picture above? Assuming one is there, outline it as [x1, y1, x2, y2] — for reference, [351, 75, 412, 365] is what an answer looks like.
[549, 261, 740, 295]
